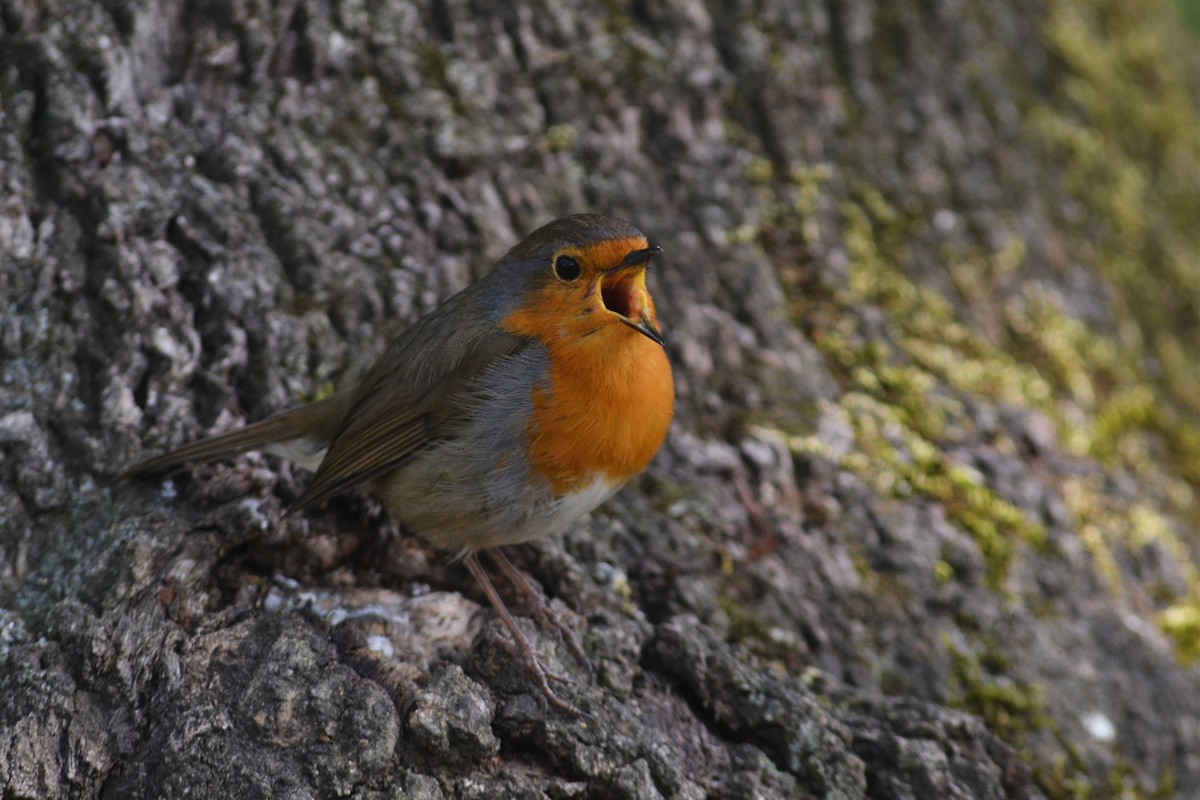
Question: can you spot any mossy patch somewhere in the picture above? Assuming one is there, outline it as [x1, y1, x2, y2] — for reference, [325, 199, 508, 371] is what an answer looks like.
[768, 128, 1199, 663]
[1024, 0, 1200, 665]
[716, 591, 806, 670]
[945, 638, 1049, 747]
[764, 191, 1054, 590]
[737, 0, 1197, 790]
[729, 0, 1195, 791]
[945, 638, 1179, 800]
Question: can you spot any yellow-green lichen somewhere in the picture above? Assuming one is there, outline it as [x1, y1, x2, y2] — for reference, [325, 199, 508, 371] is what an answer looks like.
[772, 195, 1055, 588]
[1158, 597, 1200, 664]
[309, 380, 337, 403]
[945, 639, 1177, 799]
[945, 638, 1049, 747]
[544, 124, 576, 154]
[1037, 758, 1178, 800]
[738, 18, 1196, 800]
[737, 0, 1197, 794]
[802, 180, 1199, 662]
[1031, 0, 1200, 460]
[756, 393, 1047, 591]
[716, 592, 805, 669]
[1018, 0, 1200, 668]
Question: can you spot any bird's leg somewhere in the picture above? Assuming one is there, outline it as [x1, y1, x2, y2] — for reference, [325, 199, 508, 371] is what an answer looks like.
[488, 548, 592, 673]
[463, 551, 582, 715]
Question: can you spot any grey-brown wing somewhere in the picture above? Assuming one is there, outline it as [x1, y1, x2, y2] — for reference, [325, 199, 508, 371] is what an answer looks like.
[120, 389, 350, 480]
[290, 306, 529, 512]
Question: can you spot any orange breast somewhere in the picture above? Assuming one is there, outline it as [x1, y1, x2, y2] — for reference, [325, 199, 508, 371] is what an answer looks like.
[503, 308, 674, 496]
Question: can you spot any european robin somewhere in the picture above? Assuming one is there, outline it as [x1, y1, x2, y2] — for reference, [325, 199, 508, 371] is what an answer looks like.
[122, 213, 675, 713]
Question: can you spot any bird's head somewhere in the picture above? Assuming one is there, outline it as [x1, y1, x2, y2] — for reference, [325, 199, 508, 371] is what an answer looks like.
[491, 214, 665, 347]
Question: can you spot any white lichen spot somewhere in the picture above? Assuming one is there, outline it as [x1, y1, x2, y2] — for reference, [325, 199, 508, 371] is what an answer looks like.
[366, 635, 395, 658]
[1081, 711, 1115, 743]
[933, 209, 958, 233]
[239, 498, 270, 531]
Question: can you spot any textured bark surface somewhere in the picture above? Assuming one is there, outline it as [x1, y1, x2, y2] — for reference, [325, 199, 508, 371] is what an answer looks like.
[2, 0, 1198, 798]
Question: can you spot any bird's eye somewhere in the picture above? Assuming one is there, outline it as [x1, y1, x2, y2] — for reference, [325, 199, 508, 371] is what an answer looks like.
[554, 255, 582, 281]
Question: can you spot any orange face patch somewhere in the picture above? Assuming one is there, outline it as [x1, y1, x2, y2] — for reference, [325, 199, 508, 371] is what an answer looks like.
[501, 235, 660, 347]
[499, 236, 674, 495]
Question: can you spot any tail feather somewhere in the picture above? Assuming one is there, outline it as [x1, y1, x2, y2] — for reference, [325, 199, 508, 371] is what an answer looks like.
[119, 397, 342, 481]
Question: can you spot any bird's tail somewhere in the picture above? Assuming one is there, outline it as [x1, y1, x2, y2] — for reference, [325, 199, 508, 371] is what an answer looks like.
[118, 395, 345, 480]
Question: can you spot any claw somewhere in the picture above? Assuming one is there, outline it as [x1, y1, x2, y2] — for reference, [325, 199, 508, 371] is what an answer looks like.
[488, 548, 593, 674]
[464, 551, 584, 715]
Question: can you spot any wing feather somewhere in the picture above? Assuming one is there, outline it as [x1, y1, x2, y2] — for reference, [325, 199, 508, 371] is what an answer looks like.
[291, 300, 529, 511]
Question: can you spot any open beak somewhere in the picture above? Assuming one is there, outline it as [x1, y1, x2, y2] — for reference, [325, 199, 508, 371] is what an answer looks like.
[619, 307, 665, 346]
[600, 246, 665, 346]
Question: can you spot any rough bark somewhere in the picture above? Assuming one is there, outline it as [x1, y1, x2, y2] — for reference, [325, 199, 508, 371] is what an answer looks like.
[2, 0, 1197, 798]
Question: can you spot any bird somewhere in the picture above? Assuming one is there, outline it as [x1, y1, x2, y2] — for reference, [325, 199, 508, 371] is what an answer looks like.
[121, 213, 675, 713]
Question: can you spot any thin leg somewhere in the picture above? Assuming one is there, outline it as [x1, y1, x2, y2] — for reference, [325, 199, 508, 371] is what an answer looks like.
[463, 551, 582, 715]
[488, 548, 592, 673]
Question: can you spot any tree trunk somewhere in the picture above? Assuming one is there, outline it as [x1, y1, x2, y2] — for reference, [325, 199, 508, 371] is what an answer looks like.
[2, 0, 1197, 797]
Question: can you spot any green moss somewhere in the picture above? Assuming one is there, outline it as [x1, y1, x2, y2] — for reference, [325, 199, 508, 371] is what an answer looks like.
[716, 592, 803, 667]
[943, 639, 1178, 799]
[765, 391, 1045, 590]
[417, 43, 450, 87]
[746, 14, 1196, 795]
[945, 639, 1049, 746]
[544, 124, 575, 154]
[309, 380, 336, 403]
[744, 155, 774, 186]
[718, 592, 773, 646]
[1037, 758, 1178, 800]
[766, 194, 1053, 588]
[1030, 0, 1200, 487]
[637, 472, 692, 515]
[1158, 599, 1200, 664]
[599, 0, 633, 36]
[791, 175, 1199, 660]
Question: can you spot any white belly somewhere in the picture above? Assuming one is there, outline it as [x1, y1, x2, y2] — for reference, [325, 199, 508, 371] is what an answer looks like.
[386, 464, 624, 552]
[500, 474, 622, 545]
